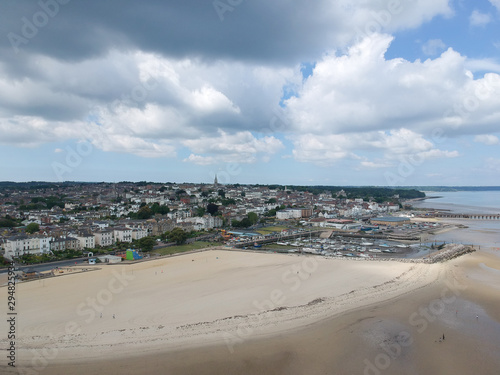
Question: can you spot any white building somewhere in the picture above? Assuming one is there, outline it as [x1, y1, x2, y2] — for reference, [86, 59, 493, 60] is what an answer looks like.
[276, 209, 302, 220]
[114, 227, 133, 243]
[94, 230, 115, 247]
[3, 235, 52, 260]
[77, 234, 96, 249]
[131, 228, 148, 240]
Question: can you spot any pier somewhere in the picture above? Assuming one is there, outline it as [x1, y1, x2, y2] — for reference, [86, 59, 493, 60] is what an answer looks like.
[432, 212, 500, 220]
[232, 230, 323, 248]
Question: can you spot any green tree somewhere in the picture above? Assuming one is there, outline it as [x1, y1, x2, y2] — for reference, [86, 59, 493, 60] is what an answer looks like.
[169, 227, 188, 245]
[195, 206, 206, 217]
[26, 223, 40, 234]
[207, 203, 219, 216]
[137, 206, 153, 220]
[247, 212, 258, 225]
[138, 237, 156, 252]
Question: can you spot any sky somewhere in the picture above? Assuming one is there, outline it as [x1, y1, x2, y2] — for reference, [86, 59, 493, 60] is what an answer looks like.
[0, 0, 500, 186]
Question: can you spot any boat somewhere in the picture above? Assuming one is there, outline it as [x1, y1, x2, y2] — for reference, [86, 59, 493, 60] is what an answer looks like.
[361, 242, 373, 246]
[302, 247, 319, 254]
[276, 241, 289, 246]
[369, 249, 382, 253]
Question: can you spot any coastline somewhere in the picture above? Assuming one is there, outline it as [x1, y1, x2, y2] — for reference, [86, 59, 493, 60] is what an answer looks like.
[3, 197, 500, 374]
[2, 249, 441, 373]
[6, 247, 499, 375]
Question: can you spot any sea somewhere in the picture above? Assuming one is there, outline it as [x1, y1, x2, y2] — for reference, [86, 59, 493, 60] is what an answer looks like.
[412, 190, 500, 214]
[411, 190, 500, 248]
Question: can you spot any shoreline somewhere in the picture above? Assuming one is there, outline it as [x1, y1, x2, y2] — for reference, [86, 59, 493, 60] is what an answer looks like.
[2, 250, 442, 372]
[11, 247, 500, 375]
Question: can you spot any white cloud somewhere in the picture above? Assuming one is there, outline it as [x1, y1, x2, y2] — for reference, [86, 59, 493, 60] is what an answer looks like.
[422, 39, 446, 56]
[489, 0, 500, 12]
[474, 134, 500, 145]
[290, 129, 458, 166]
[183, 130, 284, 165]
[465, 58, 500, 73]
[285, 34, 500, 139]
[469, 10, 492, 27]
[360, 161, 392, 169]
[191, 86, 240, 114]
[183, 154, 216, 166]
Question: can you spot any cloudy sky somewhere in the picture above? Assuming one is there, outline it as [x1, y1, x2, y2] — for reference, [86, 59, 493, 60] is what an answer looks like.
[1, 0, 499, 185]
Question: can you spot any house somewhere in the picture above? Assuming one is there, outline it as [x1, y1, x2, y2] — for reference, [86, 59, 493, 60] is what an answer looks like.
[94, 229, 115, 247]
[113, 227, 132, 243]
[77, 233, 96, 249]
[131, 228, 148, 240]
[50, 236, 80, 251]
[3, 235, 52, 260]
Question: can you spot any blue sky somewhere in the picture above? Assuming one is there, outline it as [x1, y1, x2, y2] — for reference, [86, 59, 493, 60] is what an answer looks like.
[0, 0, 499, 185]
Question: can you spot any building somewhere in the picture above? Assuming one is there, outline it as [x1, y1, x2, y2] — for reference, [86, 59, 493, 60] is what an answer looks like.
[276, 209, 302, 220]
[3, 235, 52, 260]
[94, 229, 115, 247]
[77, 233, 96, 249]
[50, 236, 79, 251]
[131, 228, 148, 240]
[370, 217, 411, 226]
[113, 227, 132, 243]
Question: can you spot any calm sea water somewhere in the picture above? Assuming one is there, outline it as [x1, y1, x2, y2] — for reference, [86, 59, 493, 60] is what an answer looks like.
[413, 191, 500, 214]
[412, 191, 500, 247]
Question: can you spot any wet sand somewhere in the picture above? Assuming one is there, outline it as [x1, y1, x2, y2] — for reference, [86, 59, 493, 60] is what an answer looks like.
[2, 247, 499, 375]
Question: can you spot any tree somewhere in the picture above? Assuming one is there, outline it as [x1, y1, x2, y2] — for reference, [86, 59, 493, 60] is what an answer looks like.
[207, 203, 219, 216]
[26, 223, 40, 234]
[137, 206, 153, 220]
[0, 217, 17, 228]
[195, 206, 206, 217]
[247, 212, 258, 225]
[138, 237, 156, 252]
[169, 227, 188, 245]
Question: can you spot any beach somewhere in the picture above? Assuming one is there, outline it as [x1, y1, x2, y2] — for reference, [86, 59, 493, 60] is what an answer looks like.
[2, 242, 500, 374]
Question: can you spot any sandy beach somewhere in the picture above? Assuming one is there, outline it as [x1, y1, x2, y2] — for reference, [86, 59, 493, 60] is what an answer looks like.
[1, 245, 499, 374]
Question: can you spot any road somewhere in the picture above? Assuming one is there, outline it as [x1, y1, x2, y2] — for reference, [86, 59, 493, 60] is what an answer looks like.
[0, 257, 88, 274]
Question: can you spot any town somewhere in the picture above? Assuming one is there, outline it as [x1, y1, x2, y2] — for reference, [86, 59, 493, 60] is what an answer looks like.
[0, 179, 430, 264]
